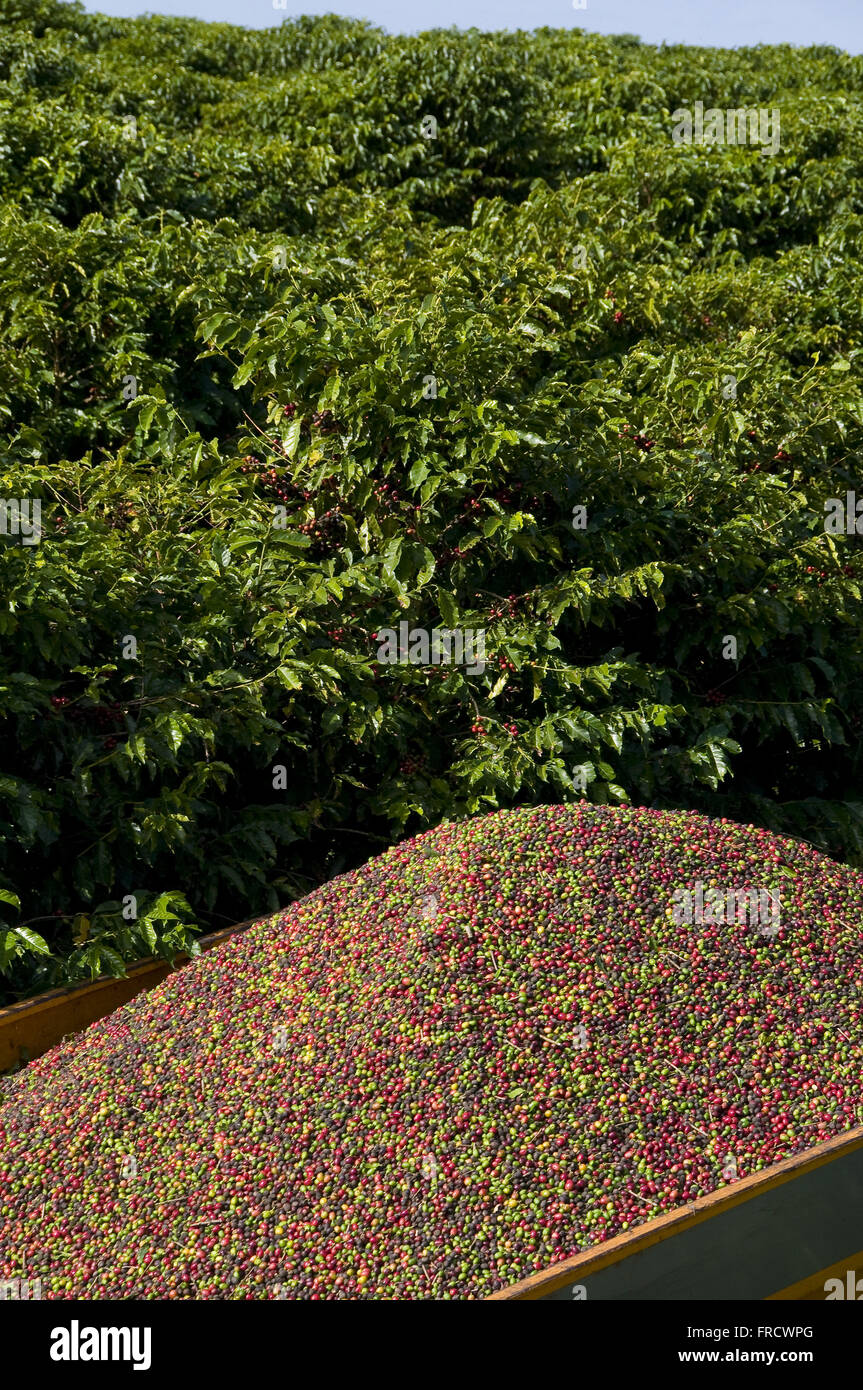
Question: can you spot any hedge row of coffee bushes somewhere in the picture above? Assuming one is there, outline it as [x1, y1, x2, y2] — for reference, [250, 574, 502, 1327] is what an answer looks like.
[0, 0, 861, 1001]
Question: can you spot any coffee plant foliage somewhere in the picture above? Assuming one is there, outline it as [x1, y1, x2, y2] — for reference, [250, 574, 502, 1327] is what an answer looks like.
[1, 0, 862, 1001]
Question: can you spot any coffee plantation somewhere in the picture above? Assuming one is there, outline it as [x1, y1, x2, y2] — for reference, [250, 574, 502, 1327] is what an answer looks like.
[1, 1, 862, 1000]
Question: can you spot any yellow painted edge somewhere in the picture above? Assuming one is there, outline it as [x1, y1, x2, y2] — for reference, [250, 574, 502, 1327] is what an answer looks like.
[768, 1249, 863, 1301]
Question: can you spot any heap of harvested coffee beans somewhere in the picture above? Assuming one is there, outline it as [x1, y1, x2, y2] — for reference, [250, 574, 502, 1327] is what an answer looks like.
[2, 804, 861, 1299]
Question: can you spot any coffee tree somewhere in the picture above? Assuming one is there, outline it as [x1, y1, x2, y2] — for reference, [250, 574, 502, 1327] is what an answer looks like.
[0, 2, 861, 1000]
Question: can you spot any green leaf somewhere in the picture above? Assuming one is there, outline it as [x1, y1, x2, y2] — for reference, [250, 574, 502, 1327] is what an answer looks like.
[99, 946, 128, 979]
[438, 590, 458, 628]
[283, 419, 302, 460]
[140, 919, 158, 953]
[13, 927, 50, 955]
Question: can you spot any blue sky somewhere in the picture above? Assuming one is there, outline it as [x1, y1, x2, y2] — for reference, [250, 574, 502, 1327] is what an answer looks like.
[78, 0, 863, 51]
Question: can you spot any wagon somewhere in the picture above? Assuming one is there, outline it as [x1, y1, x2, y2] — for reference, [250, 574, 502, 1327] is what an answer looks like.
[3, 929, 861, 1303]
